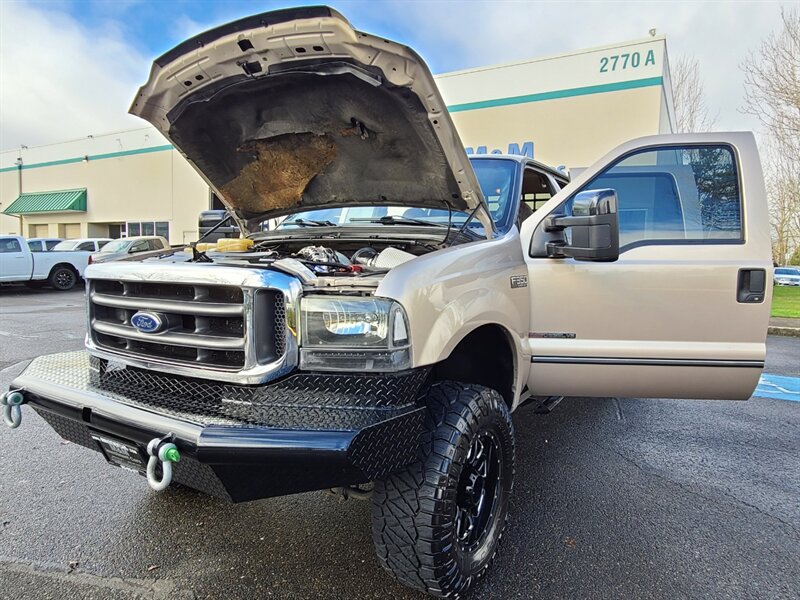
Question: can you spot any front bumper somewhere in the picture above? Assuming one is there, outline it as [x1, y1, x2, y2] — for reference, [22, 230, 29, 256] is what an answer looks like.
[9, 352, 428, 502]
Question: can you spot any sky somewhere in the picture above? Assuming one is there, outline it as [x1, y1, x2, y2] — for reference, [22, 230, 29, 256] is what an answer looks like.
[0, 0, 789, 151]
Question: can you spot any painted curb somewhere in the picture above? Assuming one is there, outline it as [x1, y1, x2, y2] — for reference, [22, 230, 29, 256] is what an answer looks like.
[768, 326, 800, 337]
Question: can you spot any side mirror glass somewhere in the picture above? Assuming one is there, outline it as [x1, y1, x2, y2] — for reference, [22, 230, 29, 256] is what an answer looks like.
[544, 189, 619, 262]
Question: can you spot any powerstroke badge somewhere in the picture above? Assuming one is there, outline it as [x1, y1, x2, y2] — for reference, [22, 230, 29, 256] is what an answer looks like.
[510, 275, 528, 289]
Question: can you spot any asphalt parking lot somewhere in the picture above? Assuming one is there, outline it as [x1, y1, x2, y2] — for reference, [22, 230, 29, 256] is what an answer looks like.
[1, 287, 798, 600]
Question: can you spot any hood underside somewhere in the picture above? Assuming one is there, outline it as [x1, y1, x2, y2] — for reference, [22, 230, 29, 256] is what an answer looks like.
[130, 6, 490, 233]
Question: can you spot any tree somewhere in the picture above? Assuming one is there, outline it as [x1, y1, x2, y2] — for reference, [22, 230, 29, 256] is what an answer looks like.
[789, 245, 800, 266]
[764, 141, 800, 265]
[742, 10, 800, 265]
[742, 9, 800, 149]
[671, 55, 717, 133]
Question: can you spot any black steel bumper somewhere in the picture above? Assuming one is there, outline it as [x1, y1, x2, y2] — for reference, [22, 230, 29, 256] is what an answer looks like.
[9, 352, 428, 502]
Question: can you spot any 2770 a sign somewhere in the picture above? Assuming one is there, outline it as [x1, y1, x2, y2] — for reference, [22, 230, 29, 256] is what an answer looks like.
[599, 49, 656, 73]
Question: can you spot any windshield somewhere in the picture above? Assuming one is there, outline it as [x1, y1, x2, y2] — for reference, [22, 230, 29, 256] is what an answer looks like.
[276, 158, 518, 235]
[100, 239, 130, 253]
[52, 241, 78, 251]
[775, 268, 800, 275]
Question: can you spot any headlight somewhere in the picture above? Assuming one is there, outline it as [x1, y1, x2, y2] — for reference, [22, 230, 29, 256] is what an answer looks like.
[299, 296, 411, 371]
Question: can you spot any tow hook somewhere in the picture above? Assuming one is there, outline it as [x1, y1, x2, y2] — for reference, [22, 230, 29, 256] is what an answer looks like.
[1, 390, 26, 429]
[145, 433, 181, 491]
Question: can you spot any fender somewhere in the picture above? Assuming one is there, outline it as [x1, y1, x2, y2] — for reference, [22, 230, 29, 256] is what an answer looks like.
[376, 230, 531, 405]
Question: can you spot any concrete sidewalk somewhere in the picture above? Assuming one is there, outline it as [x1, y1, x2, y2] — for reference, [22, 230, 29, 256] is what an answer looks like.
[769, 317, 800, 337]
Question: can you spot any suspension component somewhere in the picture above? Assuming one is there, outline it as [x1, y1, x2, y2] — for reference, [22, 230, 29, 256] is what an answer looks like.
[1, 390, 25, 429]
[145, 434, 181, 491]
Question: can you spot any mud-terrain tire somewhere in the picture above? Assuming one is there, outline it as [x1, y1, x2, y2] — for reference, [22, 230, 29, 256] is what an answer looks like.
[371, 382, 515, 597]
[48, 265, 77, 290]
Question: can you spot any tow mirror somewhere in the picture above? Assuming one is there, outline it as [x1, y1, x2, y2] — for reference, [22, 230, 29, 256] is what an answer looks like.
[543, 189, 619, 262]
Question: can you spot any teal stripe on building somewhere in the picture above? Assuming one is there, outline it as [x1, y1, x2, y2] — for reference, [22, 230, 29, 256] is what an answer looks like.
[0, 76, 663, 173]
[0, 144, 174, 173]
[447, 77, 664, 113]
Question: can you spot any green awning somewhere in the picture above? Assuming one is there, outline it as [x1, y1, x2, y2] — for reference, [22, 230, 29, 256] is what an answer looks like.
[3, 188, 87, 215]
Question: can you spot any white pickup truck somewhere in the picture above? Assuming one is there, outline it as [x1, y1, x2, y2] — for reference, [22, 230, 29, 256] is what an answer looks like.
[0, 235, 88, 290]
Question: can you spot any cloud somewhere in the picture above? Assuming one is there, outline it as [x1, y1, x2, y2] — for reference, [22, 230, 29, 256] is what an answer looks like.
[0, 0, 785, 152]
[0, 1, 149, 149]
[344, 0, 783, 133]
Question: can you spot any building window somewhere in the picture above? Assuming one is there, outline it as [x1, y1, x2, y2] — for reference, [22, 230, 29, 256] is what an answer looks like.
[125, 221, 169, 240]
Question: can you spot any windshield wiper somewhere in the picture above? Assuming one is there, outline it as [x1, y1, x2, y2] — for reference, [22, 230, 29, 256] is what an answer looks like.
[282, 218, 337, 227]
[349, 216, 448, 228]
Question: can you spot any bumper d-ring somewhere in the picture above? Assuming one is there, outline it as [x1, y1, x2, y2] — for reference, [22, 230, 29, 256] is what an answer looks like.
[145, 434, 181, 491]
[1, 390, 25, 429]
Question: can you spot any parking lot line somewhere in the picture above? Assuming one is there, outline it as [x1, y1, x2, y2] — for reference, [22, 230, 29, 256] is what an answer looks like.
[754, 374, 800, 402]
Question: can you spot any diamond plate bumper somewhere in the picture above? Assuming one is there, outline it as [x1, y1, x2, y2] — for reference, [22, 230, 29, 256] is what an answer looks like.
[10, 352, 428, 502]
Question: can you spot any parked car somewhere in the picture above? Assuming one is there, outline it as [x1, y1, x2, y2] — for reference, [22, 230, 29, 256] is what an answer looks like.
[3, 7, 773, 599]
[774, 267, 800, 286]
[26, 238, 63, 252]
[52, 238, 113, 252]
[0, 235, 88, 290]
[89, 236, 170, 264]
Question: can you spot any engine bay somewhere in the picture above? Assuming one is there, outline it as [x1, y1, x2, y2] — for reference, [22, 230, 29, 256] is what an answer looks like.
[184, 238, 427, 277]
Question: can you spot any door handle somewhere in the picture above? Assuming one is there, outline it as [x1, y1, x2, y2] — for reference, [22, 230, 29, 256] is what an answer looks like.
[737, 269, 766, 303]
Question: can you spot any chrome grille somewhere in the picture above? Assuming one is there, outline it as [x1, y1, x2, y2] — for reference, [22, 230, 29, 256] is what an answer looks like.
[84, 264, 300, 385]
[88, 279, 292, 372]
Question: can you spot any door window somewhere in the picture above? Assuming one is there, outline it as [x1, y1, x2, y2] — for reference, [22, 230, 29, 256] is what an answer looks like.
[76, 242, 95, 251]
[576, 145, 742, 250]
[130, 241, 149, 252]
[0, 238, 22, 253]
[27, 241, 43, 252]
[147, 239, 165, 250]
[520, 168, 557, 222]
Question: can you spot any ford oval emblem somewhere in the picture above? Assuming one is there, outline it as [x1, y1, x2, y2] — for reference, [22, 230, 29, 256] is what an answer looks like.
[131, 311, 165, 334]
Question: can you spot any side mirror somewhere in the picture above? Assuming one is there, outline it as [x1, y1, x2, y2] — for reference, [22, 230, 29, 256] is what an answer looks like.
[543, 189, 619, 262]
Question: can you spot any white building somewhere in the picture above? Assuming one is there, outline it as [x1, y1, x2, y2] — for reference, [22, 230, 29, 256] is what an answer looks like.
[0, 36, 674, 243]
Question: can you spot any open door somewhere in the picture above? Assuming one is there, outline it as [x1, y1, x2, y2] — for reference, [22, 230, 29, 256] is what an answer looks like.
[521, 132, 772, 400]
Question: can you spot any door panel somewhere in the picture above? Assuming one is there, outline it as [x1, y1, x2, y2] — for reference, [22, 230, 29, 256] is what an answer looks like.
[521, 132, 771, 400]
[0, 238, 31, 281]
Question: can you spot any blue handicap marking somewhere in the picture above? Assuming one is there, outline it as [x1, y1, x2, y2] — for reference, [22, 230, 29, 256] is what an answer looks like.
[754, 374, 800, 402]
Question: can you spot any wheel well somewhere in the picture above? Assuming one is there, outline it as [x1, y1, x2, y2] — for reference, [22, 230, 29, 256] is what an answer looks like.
[430, 325, 515, 408]
[49, 263, 78, 276]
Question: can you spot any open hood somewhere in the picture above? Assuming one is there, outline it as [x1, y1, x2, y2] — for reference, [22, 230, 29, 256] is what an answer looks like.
[130, 6, 491, 233]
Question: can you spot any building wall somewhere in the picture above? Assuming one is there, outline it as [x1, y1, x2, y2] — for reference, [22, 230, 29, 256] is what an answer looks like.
[0, 135, 208, 243]
[435, 35, 671, 166]
[0, 36, 674, 240]
[449, 86, 663, 168]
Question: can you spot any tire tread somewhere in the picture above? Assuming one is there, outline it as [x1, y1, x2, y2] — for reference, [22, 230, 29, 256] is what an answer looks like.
[371, 382, 515, 597]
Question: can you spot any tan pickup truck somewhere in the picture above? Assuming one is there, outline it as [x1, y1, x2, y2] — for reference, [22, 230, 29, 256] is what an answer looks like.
[2, 7, 772, 597]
